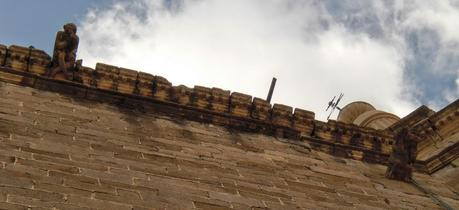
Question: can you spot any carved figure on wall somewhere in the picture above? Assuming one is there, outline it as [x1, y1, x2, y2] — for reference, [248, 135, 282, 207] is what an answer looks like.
[46, 23, 79, 80]
[385, 128, 418, 182]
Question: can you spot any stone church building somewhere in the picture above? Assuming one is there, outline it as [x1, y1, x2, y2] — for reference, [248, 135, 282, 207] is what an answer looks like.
[0, 25, 457, 209]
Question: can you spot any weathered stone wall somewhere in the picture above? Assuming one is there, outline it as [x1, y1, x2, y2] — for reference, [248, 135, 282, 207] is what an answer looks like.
[413, 159, 459, 208]
[0, 43, 398, 167]
[1, 81, 458, 209]
[3, 43, 458, 175]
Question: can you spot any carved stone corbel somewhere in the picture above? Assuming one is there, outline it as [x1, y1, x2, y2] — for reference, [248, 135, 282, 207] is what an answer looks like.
[385, 128, 418, 182]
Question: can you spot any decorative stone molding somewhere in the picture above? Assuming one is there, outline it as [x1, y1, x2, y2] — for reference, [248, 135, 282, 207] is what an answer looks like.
[192, 86, 212, 109]
[136, 72, 154, 97]
[251, 97, 271, 121]
[229, 92, 252, 118]
[5, 45, 31, 72]
[117, 67, 138, 94]
[0, 43, 457, 173]
[271, 104, 293, 127]
[152, 75, 172, 101]
[210, 88, 230, 113]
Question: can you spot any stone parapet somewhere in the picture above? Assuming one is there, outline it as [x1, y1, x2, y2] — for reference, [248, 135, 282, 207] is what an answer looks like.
[0, 44, 6, 66]
[0, 43, 394, 164]
[391, 98, 459, 174]
[153, 75, 172, 101]
[229, 92, 252, 118]
[1, 43, 457, 170]
[170, 85, 192, 105]
[4, 45, 51, 75]
[79, 66, 95, 87]
[29, 48, 51, 75]
[388, 105, 435, 132]
[251, 97, 271, 121]
[271, 104, 293, 127]
[137, 72, 154, 97]
[192, 85, 212, 109]
[311, 119, 392, 162]
[210, 88, 230, 113]
[94, 63, 120, 91]
[415, 100, 459, 173]
[429, 99, 459, 139]
[5, 45, 30, 72]
[118, 67, 139, 94]
[292, 108, 314, 135]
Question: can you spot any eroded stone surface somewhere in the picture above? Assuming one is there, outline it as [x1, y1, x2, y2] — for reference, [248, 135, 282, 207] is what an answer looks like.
[0, 82, 457, 209]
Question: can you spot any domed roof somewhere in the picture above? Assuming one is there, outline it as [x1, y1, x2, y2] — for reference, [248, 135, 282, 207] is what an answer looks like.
[353, 110, 400, 130]
[337, 101, 400, 130]
[337, 101, 376, 124]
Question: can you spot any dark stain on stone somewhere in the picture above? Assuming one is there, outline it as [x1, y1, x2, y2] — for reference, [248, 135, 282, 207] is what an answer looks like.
[333, 128, 343, 143]
[181, 129, 195, 141]
[350, 133, 363, 147]
[372, 137, 382, 153]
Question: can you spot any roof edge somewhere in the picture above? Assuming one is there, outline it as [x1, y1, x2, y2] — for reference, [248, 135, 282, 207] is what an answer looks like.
[1, 43, 457, 173]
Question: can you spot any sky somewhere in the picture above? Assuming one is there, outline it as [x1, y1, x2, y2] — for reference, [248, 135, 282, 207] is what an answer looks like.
[1, 0, 458, 121]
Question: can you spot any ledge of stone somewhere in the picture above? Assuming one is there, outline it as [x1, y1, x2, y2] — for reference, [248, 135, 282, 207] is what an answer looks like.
[0, 43, 457, 173]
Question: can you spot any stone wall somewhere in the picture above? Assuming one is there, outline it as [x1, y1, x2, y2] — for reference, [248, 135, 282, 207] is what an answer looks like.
[2, 43, 458, 174]
[0, 44, 397, 166]
[0, 42, 458, 209]
[1, 81, 458, 209]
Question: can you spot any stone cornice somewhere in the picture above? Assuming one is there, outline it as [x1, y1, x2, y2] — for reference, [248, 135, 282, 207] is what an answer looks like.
[387, 105, 435, 133]
[390, 99, 459, 174]
[0, 43, 457, 173]
[415, 141, 459, 174]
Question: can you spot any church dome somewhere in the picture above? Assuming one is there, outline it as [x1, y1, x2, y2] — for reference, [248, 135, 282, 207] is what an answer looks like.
[337, 101, 400, 130]
[337, 101, 376, 124]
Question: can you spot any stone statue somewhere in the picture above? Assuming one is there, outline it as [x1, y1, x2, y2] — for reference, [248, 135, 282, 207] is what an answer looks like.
[385, 128, 418, 182]
[47, 23, 79, 80]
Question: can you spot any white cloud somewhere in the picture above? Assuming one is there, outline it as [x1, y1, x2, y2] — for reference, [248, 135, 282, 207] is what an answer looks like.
[398, 0, 459, 104]
[402, 0, 459, 44]
[78, 0, 423, 121]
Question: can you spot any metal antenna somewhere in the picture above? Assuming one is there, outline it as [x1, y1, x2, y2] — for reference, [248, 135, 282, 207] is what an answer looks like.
[266, 77, 277, 103]
[326, 93, 343, 120]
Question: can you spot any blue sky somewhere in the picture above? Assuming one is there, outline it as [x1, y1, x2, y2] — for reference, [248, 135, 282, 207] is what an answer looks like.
[0, 0, 114, 53]
[1, 0, 458, 120]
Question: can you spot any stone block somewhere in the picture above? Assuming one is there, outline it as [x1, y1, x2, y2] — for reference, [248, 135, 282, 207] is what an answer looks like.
[0, 70, 30, 85]
[16, 158, 79, 174]
[28, 48, 51, 76]
[137, 72, 154, 97]
[229, 92, 252, 118]
[170, 85, 192, 106]
[293, 108, 315, 134]
[192, 85, 212, 110]
[0, 185, 65, 202]
[153, 76, 171, 101]
[66, 195, 131, 210]
[211, 87, 230, 113]
[193, 201, 231, 210]
[314, 121, 333, 140]
[117, 67, 138, 94]
[0, 44, 6, 66]
[350, 150, 364, 160]
[331, 121, 358, 144]
[251, 97, 271, 121]
[271, 104, 293, 127]
[5, 45, 29, 72]
[79, 66, 95, 87]
[94, 63, 120, 91]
